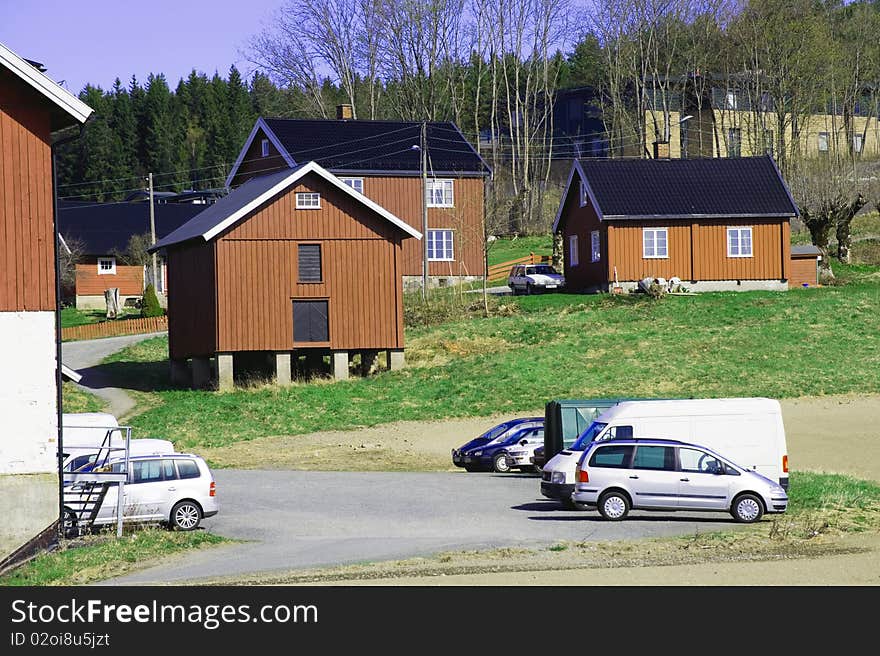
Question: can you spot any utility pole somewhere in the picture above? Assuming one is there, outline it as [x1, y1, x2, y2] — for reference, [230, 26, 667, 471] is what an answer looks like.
[421, 121, 428, 299]
[148, 173, 158, 290]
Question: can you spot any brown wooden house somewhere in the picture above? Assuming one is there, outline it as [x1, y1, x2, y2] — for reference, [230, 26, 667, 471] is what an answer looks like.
[151, 161, 421, 391]
[552, 155, 801, 292]
[225, 111, 490, 290]
[0, 42, 92, 560]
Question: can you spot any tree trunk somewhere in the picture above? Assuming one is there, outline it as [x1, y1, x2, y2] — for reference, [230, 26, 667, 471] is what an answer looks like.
[552, 231, 564, 270]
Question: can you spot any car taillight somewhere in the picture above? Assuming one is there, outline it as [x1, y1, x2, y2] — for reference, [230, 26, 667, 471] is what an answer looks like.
[782, 455, 788, 473]
[577, 469, 589, 483]
[209, 481, 216, 497]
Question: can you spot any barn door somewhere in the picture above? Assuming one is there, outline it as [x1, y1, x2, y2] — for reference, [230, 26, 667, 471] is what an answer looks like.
[292, 300, 329, 343]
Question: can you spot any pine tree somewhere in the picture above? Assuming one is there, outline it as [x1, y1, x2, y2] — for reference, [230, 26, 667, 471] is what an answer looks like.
[141, 283, 163, 318]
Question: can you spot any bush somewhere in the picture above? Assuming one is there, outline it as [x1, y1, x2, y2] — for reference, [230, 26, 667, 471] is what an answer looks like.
[141, 284, 164, 318]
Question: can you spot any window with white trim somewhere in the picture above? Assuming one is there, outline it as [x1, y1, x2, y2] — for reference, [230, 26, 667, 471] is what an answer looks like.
[340, 177, 364, 194]
[818, 132, 829, 152]
[853, 134, 864, 154]
[295, 192, 321, 209]
[727, 227, 753, 257]
[643, 228, 668, 259]
[97, 257, 116, 275]
[591, 230, 601, 262]
[427, 229, 454, 261]
[426, 179, 454, 207]
[261, 139, 269, 157]
[569, 234, 579, 267]
[579, 180, 588, 207]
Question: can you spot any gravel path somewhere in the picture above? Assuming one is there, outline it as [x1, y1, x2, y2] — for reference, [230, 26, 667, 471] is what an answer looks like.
[61, 332, 166, 418]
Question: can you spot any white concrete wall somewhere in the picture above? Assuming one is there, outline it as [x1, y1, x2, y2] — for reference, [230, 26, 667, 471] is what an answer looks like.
[0, 312, 58, 475]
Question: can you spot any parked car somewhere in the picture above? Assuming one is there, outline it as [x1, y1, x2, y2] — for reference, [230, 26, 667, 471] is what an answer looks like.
[63, 453, 219, 534]
[531, 445, 546, 471]
[504, 438, 544, 473]
[508, 263, 565, 295]
[572, 438, 789, 523]
[459, 423, 545, 473]
[452, 417, 543, 470]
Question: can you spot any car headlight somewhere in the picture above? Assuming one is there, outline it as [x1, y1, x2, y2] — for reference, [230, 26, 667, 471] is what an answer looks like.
[472, 451, 482, 457]
[550, 471, 567, 484]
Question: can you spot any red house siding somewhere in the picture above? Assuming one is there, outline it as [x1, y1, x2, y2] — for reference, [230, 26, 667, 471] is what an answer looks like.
[0, 67, 55, 312]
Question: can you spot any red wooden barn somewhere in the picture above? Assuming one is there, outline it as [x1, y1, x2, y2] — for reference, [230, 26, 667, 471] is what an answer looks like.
[151, 161, 421, 391]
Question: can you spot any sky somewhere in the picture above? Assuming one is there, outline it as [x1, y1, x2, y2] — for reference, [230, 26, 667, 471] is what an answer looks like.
[0, 0, 283, 94]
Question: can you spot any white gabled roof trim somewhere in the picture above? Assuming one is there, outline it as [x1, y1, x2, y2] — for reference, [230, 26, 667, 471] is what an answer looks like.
[224, 117, 297, 188]
[0, 42, 93, 125]
[205, 161, 422, 242]
[551, 160, 603, 233]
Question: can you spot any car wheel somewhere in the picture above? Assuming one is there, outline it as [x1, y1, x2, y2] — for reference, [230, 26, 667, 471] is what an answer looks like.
[598, 490, 630, 520]
[62, 507, 79, 539]
[492, 453, 511, 473]
[731, 493, 764, 523]
[169, 500, 202, 531]
[525, 283, 533, 295]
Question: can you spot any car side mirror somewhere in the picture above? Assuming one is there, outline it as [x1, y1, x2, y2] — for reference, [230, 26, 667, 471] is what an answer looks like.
[520, 439, 528, 446]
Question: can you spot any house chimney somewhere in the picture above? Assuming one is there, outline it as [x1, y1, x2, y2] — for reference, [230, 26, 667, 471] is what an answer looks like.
[653, 140, 670, 159]
[336, 104, 354, 120]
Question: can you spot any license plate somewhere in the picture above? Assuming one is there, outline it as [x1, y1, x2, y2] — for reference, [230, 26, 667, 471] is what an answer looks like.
[545, 284, 557, 289]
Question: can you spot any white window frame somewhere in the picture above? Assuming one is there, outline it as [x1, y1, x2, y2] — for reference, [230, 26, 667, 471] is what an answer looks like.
[818, 132, 829, 152]
[427, 229, 455, 261]
[853, 133, 864, 154]
[579, 180, 588, 207]
[569, 234, 579, 267]
[727, 227, 753, 258]
[426, 179, 454, 208]
[590, 230, 601, 263]
[339, 177, 364, 194]
[261, 139, 270, 158]
[725, 90, 738, 110]
[295, 192, 321, 209]
[642, 228, 668, 259]
[97, 257, 116, 275]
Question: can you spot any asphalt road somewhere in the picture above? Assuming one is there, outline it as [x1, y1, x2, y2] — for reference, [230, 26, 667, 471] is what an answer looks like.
[101, 469, 744, 585]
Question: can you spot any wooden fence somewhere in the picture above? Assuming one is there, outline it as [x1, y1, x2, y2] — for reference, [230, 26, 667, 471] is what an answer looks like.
[486, 252, 552, 282]
[62, 316, 168, 342]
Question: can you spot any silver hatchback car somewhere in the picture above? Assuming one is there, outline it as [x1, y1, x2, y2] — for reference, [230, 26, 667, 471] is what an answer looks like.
[572, 438, 788, 523]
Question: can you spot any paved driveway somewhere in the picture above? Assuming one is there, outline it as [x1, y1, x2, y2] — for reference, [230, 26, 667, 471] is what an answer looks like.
[101, 469, 742, 585]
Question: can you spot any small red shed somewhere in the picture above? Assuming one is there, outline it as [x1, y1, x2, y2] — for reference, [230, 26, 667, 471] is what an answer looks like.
[151, 161, 421, 390]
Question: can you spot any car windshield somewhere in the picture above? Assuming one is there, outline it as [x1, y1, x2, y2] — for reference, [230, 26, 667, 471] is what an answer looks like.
[526, 265, 557, 275]
[480, 422, 516, 442]
[504, 428, 542, 445]
[570, 422, 609, 451]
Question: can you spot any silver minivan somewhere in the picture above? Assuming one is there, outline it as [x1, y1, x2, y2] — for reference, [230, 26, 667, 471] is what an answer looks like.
[572, 438, 788, 523]
[64, 453, 219, 533]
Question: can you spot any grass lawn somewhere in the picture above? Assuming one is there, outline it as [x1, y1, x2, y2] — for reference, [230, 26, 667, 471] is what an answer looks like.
[61, 306, 141, 328]
[486, 234, 553, 266]
[61, 382, 106, 413]
[98, 261, 880, 452]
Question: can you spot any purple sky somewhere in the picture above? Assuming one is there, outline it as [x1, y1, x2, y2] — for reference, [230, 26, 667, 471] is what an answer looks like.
[0, 0, 283, 94]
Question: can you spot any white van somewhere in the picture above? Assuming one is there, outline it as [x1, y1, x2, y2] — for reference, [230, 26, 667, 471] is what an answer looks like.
[540, 398, 789, 509]
[61, 413, 174, 472]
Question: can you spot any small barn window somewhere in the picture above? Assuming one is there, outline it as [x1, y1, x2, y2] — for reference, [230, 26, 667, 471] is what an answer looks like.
[97, 257, 116, 275]
[426, 179, 454, 207]
[340, 177, 364, 194]
[818, 132, 829, 153]
[643, 228, 668, 259]
[261, 139, 270, 157]
[569, 235, 579, 267]
[591, 230, 601, 262]
[427, 229, 454, 261]
[298, 244, 322, 283]
[853, 134, 864, 154]
[293, 299, 329, 343]
[296, 192, 321, 209]
[727, 227, 753, 258]
[579, 180, 588, 207]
